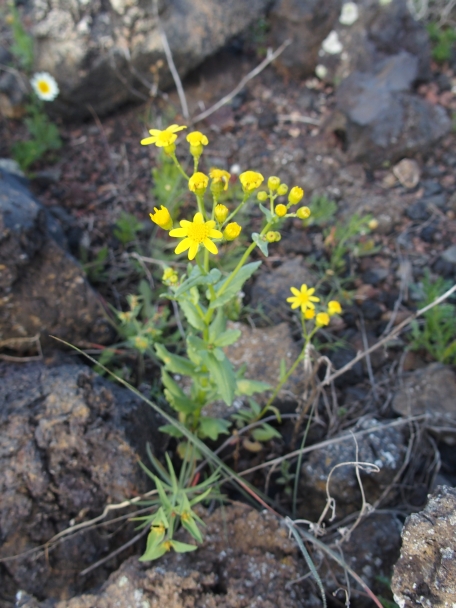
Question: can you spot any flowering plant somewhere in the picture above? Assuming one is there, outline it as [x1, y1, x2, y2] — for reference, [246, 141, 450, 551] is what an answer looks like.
[141, 125, 314, 454]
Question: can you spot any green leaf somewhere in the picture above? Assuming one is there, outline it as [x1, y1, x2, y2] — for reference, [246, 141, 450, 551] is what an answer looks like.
[187, 334, 208, 354]
[174, 267, 221, 297]
[170, 540, 198, 553]
[139, 541, 169, 561]
[179, 299, 206, 331]
[159, 424, 184, 438]
[199, 416, 231, 441]
[259, 203, 274, 222]
[164, 389, 199, 415]
[155, 344, 196, 376]
[204, 353, 236, 405]
[279, 358, 287, 382]
[236, 378, 271, 396]
[214, 329, 242, 347]
[252, 423, 282, 442]
[181, 516, 203, 543]
[153, 477, 172, 510]
[210, 261, 262, 309]
[252, 233, 269, 257]
[208, 308, 227, 343]
[161, 370, 186, 399]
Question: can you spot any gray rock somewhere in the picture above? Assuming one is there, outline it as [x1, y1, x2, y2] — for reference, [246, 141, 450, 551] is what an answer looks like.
[316, 0, 431, 85]
[441, 244, 456, 265]
[299, 417, 406, 521]
[268, 0, 343, 78]
[392, 485, 456, 608]
[0, 361, 162, 603]
[331, 53, 451, 167]
[392, 364, 456, 444]
[0, 168, 111, 350]
[24, 0, 272, 119]
[224, 321, 304, 407]
[250, 256, 316, 325]
[17, 504, 312, 608]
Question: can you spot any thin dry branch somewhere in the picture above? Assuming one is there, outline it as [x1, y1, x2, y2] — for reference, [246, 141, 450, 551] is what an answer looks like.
[191, 39, 291, 124]
[323, 283, 456, 387]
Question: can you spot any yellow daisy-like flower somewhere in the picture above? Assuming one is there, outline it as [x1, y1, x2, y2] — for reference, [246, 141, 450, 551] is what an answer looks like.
[150, 206, 173, 230]
[209, 168, 231, 191]
[186, 131, 209, 146]
[188, 172, 209, 193]
[304, 309, 315, 320]
[30, 72, 59, 101]
[328, 300, 342, 316]
[316, 312, 330, 327]
[223, 222, 242, 241]
[141, 124, 186, 147]
[287, 284, 320, 313]
[239, 171, 264, 192]
[169, 212, 222, 260]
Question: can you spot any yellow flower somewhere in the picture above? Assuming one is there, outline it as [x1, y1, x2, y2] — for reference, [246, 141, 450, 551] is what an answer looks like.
[134, 336, 149, 351]
[209, 168, 231, 191]
[188, 172, 209, 194]
[288, 186, 304, 205]
[275, 204, 288, 217]
[277, 184, 288, 196]
[257, 191, 268, 202]
[141, 124, 186, 147]
[214, 204, 229, 223]
[265, 231, 277, 243]
[368, 219, 379, 231]
[162, 267, 178, 284]
[304, 309, 315, 320]
[239, 171, 264, 192]
[169, 212, 222, 260]
[316, 312, 330, 327]
[30, 72, 59, 101]
[287, 284, 320, 313]
[223, 222, 242, 241]
[296, 206, 311, 219]
[150, 206, 173, 230]
[268, 176, 281, 190]
[186, 131, 209, 146]
[328, 300, 342, 316]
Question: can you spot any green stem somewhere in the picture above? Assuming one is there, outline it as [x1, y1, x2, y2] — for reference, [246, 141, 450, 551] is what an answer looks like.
[170, 153, 190, 180]
[259, 340, 308, 418]
[224, 193, 250, 226]
[196, 194, 206, 219]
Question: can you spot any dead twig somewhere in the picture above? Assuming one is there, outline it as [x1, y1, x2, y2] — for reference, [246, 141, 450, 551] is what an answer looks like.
[192, 39, 291, 124]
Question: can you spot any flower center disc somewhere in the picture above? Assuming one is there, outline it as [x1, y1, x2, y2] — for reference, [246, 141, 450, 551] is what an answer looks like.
[38, 81, 50, 94]
[188, 223, 209, 243]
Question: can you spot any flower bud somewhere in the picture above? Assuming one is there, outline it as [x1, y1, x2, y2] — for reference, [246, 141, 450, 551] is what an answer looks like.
[288, 186, 304, 205]
[277, 184, 288, 196]
[316, 312, 330, 327]
[239, 171, 264, 193]
[257, 191, 268, 202]
[296, 206, 311, 220]
[188, 172, 209, 194]
[368, 218, 379, 231]
[267, 176, 281, 191]
[328, 300, 342, 316]
[275, 204, 288, 218]
[214, 204, 229, 223]
[150, 205, 173, 230]
[223, 222, 242, 241]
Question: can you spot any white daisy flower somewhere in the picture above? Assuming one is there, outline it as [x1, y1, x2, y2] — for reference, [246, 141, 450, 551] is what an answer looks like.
[321, 31, 343, 55]
[340, 2, 359, 25]
[30, 72, 59, 101]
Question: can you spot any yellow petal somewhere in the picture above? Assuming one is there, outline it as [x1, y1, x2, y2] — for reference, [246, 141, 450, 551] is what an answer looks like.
[290, 287, 300, 297]
[179, 219, 191, 229]
[193, 212, 204, 223]
[169, 227, 187, 237]
[203, 239, 218, 255]
[208, 228, 223, 239]
[148, 129, 161, 136]
[141, 136, 157, 145]
[175, 238, 191, 254]
[205, 220, 216, 230]
[188, 242, 199, 260]
[168, 124, 187, 133]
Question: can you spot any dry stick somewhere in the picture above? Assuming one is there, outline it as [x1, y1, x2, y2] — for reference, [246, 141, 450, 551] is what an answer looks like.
[322, 283, 456, 388]
[191, 39, 292, 124]
[152, 0, 189, 120]
[238, 415, 427, 477]
[79, 528, 149, 577]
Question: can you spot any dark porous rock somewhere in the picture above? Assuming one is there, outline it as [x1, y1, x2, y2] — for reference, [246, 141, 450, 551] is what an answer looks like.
[0, 361, 162, 604]
[225, 321, 304, 408]
[268, 0, 343, 78]
[0, 168, 111, 350]
[18, 504, 313, 608]
[298, 417, 406, 521]
[406, 200, 430, 221]
[392, 485, 456, 608]
[420, 222, 438, 243]
[330, 53, 451, 167]
[316, 0, 431, 85]
[328, 344, 364, 386]
[26, 0, 271, 119]
[392, 363, 456, 444]
[250, 256, 315, 325]
[317, 513, 403, 608]
[360, 298, 383, 321]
